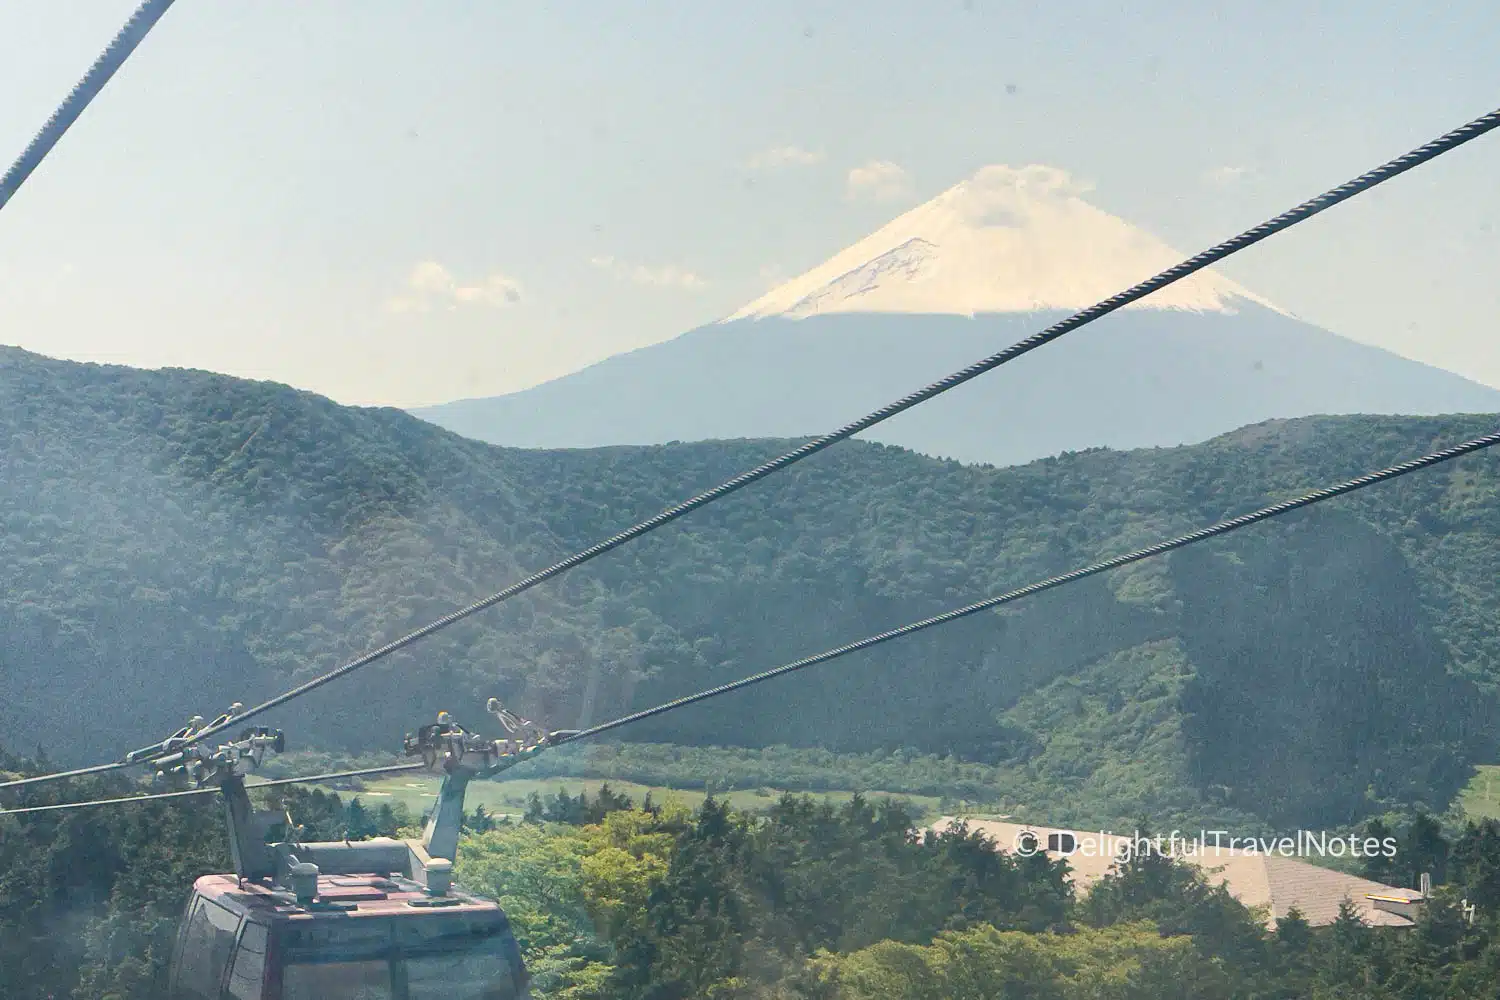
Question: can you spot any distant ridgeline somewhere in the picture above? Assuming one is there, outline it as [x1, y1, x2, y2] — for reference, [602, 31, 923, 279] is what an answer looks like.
[3, 344, 1499, 830]
[415, 164, 1500, 465]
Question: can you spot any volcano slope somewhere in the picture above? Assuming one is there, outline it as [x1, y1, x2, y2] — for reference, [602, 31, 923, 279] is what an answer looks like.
[417, 164, 1500, 466]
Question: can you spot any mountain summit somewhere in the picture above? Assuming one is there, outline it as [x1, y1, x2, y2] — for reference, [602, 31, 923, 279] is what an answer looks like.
[728, 165, 1280, 320]
[414, 166, 1500, 466]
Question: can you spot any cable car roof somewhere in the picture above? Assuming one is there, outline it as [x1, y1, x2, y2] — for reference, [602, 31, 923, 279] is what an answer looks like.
[191, 874, 502, 920]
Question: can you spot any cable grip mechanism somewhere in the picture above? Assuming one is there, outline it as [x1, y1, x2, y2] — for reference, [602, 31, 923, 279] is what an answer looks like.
[125, 704, 283, 788]
[403, 701, 577, 779]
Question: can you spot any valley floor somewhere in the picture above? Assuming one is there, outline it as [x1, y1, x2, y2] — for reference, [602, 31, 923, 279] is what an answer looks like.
[351, 773, 947, 824]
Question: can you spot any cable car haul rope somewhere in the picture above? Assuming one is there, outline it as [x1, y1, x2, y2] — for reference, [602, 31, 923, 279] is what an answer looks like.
[0, 763, 428, 817]
[0, 0, 178, 214]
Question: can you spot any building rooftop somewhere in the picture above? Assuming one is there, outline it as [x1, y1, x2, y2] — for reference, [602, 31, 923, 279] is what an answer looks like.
[932, 818, 1422, 929]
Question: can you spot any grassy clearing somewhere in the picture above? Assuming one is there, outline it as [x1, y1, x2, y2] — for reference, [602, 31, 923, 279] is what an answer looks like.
[1459, 764, 1500, 822]
[352, 774, 945, 823]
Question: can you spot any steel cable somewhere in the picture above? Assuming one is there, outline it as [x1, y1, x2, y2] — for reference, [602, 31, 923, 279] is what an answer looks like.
[0, 762, 425, 816]
[0, 759, 139, 792]
[0, 0, 177, 213]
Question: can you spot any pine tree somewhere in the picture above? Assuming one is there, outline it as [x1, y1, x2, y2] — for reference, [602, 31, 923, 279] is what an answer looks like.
[1312, 900, 1374, 994]
[469, 804, 496, 833]
[372, 802, 400, 836]
[1451, 820, 1500, 913]
[1277, 906, 1313, 953]
[345, 797, 377, 840]
[524, 791, 546, 824]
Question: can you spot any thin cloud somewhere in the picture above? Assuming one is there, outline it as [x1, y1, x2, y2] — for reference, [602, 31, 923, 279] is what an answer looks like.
[970, 164, 1096, 198]
[1203, 165, 1254, 188]
[746, 145, 825, 170]
[386, 261, 522, 313]
[590, 255, 706, 290]
[758, 264, 788, 289]
[846, 159, 911, 202]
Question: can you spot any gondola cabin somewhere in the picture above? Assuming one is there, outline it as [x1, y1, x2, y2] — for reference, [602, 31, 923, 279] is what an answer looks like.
[143, 710, 546, 1000]
[155, 716, 547, 1000]
[167, 872, 527, 1000]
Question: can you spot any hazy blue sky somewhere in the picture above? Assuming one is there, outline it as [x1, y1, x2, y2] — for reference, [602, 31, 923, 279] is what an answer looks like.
[2, 0, 1498, 407]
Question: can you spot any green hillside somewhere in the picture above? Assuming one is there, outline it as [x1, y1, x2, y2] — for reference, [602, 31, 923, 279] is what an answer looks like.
[3, 345, 1499, 830]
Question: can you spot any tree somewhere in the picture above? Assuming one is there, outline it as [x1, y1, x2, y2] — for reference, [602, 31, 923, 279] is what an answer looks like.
[612, 797, 748, 998]
[524, 792, 546, 825]
[345, 797, 378, 840]
[1401, 813, 1450, 888]
[469, 805, 497, 833]
[1451, 820, 1500, 913]
[1277, 906, 1312, 953]
[1274, 906, 1315, 998]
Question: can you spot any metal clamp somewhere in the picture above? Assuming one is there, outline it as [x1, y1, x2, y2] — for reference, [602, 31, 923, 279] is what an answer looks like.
[403, 712, 500, 773]
[128, 705, 283, 788]
[125, 702, 243, 763]
[487, 698, 581, 749]
[403, 703, 567, 779]
[201, 726, 286, 782]
[486, 698, 549, 750]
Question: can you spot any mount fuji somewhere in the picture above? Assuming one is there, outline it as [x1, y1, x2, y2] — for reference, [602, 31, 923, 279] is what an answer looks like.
[414, 165, 1500, 467]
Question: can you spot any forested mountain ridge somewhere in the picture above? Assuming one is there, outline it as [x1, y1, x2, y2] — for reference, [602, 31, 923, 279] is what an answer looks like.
[4, 344, 1500, 830]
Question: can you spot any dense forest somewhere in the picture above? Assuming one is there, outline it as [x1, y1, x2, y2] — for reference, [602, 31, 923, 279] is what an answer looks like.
[4, 345, 1500, 832]
[10, 750, 1500, 999]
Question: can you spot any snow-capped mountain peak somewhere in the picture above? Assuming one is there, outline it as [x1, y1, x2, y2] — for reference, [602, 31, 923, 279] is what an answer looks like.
[726, 164, 1282, 321]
